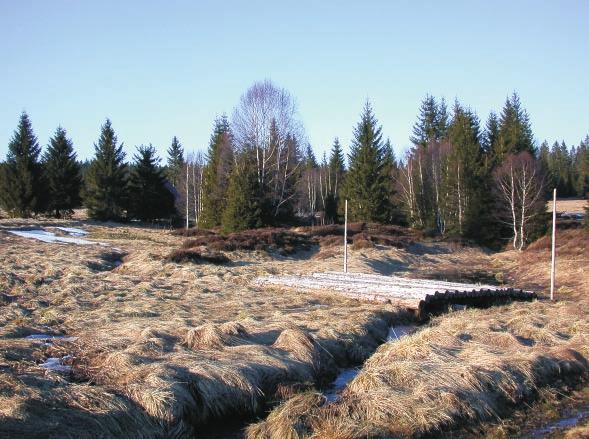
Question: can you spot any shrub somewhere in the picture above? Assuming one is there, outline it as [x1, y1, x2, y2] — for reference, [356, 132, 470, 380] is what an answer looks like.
[167, 249, 230, 264]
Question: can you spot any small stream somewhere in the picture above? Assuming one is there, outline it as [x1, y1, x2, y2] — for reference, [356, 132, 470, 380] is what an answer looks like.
[323, 324, 418, 402]
[522, 405, 589, 438]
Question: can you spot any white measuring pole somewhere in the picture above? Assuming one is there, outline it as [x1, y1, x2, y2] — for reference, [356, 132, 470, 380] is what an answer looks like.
[344, 199, 348, 273]
[550, 188, 557, 301]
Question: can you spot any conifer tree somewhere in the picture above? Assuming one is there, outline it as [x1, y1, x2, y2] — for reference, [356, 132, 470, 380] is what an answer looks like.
[328, 137, 345, 194]
[84, 119, 128, 221]
[43, 127, 82, 217]
[344, 101, 393, 222]
[483, 112, 499, 155]
[128, 145, 175, 221]
[166, 136, 184, 188]
[199, 115, 234, 228]
[0, 112, 43, 217]
[492, 93, 535, 165]
[323, 137, 346, 223]
[221, 154, 263, 232]
[382, 138, 401, 222]
[410, 95, 447, 146]
[446, 102, 484, 237]
[574, 136, 589, 197]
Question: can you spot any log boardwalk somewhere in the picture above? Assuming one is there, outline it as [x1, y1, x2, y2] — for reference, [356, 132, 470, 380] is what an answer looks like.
[257, 272, 537, 320]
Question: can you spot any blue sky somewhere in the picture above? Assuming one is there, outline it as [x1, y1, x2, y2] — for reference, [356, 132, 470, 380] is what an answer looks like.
[1, 0, 587, 162]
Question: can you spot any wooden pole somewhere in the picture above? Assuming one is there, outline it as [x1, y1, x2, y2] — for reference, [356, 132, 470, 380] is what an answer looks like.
[344, 199, 348, 273]
[550, 188, 557, 301]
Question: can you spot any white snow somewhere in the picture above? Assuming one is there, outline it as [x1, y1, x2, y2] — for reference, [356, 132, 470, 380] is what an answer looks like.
[8, 229, 103, 246]
[386, 324, 417, 341]
[54, 227, 89, 236]
[40, 356, 72, 373]
[26, 334, 77, 342]
[324, 368, 359, 402]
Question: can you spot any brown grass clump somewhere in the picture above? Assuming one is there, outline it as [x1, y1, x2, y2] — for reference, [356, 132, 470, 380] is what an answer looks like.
[246, 392, 325, 439]
[166, 248, 230, 264]
[253, 300, 589, 438]
[183, 322, 248, 350]
[273, 328, 337, 378]
[351, 233, 374, 250]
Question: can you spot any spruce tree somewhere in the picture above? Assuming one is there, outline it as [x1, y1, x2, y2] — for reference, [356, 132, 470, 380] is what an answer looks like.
[166, 136, 184, 188]
[382, 138, 401, 223]
[344, 101, 392, 222]
[483, 112, 499, 155]
[328, 137, 345, 194]
[43, 127, 82, 217]
[446, 102, 485, 237]
[128, 145, 176, 221]
[221, 154, 263, 232]
[410, 95, 446, 146]
[0, 112, 43, 217]
[84, 119, 128, 221]
[199, 115, 234, 228]
[492, 93, 535, 165]
[574, 136, 589, 197]
[323, 138, 345, 223]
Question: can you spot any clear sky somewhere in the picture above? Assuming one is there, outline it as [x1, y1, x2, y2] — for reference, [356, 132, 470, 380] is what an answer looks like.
[1, 0, 587, 162]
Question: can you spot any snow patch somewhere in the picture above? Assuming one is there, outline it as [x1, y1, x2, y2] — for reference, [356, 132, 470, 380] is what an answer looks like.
[26, 334, 77, 342]
[54, 227, 89, 236]
[9, 229, 103, 246]
[386, 324, 417, 341]
[40, 356, 73, 373]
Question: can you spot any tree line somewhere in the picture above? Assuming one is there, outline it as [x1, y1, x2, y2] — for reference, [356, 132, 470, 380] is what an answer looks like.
[1, 79, 588, 248]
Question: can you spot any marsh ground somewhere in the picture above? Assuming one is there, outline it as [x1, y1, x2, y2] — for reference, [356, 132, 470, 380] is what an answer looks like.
[0, 215, 587, 438]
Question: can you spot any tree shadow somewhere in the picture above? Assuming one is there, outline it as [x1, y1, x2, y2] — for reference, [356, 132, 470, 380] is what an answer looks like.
[364, 256, 409, 275]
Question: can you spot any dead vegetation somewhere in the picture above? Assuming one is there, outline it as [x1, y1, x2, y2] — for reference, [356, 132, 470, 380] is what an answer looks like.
[1, 218, 587, 437]
[248, 300, 589, 438]
[1, 219, 409, 436]
[246, 228, 589, 439]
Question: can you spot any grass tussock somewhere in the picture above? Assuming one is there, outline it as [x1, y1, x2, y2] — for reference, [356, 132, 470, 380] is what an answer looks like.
[249, 301, 589, 438]
[2, 217, 587, 437]
[245, 392, 325, 439]
[183, 321, 249, 350]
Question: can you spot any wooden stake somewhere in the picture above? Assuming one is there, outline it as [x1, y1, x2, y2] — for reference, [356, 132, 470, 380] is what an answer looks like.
[550, 188, 557, 301]
[344, 199, 348, 273]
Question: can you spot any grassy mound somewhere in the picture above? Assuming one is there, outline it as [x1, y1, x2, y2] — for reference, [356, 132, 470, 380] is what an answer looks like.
[247, 300, 589, 438]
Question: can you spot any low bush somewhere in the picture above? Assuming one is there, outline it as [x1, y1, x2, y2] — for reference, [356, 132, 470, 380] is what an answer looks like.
[180, 228, 314, 254]
[167, 248, 230, 264]
[172, 228, 218, 237]
[175, 223, 419, 255]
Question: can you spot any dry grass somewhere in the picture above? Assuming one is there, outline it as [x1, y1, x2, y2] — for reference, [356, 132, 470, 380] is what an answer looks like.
[247, 229, 589, 439]
[249, 301, 589, 438]
[0, 218, 413, 436]
[1, 216, 587, 437]
[546, 197, 588, 214]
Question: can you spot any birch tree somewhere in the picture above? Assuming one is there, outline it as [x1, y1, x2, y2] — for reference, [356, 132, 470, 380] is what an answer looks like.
[494, 152, 546, 250]
[231, 80, 304, 220]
